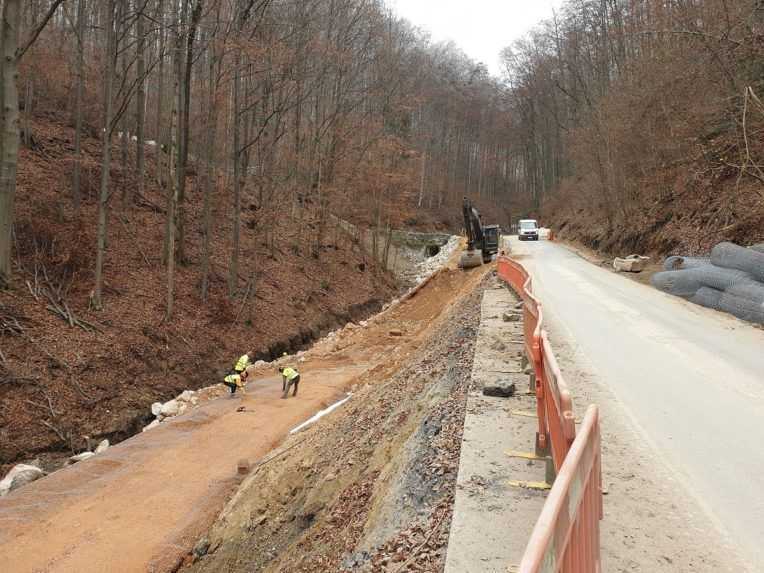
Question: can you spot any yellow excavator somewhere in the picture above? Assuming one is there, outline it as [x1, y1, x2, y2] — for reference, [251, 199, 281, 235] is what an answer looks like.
[459, 197, 500, 268]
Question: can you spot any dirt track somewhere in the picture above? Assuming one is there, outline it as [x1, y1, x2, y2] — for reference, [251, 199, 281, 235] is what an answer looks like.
[0, 255, 490, 573]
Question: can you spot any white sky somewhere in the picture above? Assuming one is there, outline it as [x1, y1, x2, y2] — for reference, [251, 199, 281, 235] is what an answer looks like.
[390, 0, 564, 76]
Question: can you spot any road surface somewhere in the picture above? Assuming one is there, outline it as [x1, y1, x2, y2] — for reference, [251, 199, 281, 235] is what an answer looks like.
[512, 237, 764, 570]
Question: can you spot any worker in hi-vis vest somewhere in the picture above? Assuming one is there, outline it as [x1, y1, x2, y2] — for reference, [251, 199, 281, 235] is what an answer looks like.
[223, 372, 246, 396]
[234, 353, 251, 373]
[279, 365, 300, 399]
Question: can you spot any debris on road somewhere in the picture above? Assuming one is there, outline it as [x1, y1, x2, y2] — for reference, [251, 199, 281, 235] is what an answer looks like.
[482, 381, 516, 397]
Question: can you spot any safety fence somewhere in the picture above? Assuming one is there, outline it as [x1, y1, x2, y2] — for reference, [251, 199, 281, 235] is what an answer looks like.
[519, 405, 603, 573]
[496, 254, 603, 572]
[496, 256, 575, 470]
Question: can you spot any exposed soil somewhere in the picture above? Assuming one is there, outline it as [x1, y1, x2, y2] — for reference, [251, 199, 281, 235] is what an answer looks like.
[0, 249, 491, 573]
[544, 170, 764, 259]
[0, 115, 397, 474]
[184, 276, 490, 573]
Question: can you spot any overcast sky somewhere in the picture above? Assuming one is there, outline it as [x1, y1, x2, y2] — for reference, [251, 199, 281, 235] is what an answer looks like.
[389, 0, 563, 76]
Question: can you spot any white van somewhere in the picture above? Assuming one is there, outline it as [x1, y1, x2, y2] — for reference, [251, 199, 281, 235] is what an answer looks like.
[518, 219, 539, 241]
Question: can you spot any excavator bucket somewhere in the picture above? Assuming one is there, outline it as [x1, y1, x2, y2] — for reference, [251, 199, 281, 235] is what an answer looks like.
[459, 249, 483, 269]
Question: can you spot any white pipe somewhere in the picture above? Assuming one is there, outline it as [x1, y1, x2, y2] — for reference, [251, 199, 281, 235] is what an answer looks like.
[289, 393, 352, 434]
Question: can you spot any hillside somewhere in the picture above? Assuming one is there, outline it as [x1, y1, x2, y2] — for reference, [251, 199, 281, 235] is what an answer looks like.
[0, 115, 397, 471]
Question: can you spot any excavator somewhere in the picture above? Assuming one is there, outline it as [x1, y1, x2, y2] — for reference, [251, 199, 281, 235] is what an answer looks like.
[459, 197, 500, 268]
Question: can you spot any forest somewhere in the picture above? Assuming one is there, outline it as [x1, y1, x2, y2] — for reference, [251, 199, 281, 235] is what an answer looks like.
[0, 0, 762, 468]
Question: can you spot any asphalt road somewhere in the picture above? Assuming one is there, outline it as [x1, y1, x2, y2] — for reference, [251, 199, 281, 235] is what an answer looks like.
[512, 237, 764, 570]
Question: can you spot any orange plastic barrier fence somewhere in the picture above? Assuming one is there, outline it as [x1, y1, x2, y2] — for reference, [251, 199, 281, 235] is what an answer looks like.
[539, 332, 576, 470]
[519, 405, 603, 573]
[496, 256, 574, 467]
[497, 257, 547, 452]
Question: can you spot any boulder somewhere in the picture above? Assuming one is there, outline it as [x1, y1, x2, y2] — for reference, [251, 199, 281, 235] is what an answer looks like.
[160, 399, 180, 417]
[70, 452, 95, 463]
[389, 329, 404, 337]
[482, 381, 516, 398]
[502, 311, 521, 322]
[178, 390, 195, 402]
[142, 419, 161, 432]
[0, 464, 44, 497]
[94, 439, 110, 454]
[613, 255, 649, 273]
[151, 402, 163, 417]
[190, 397, 199, 406]
[253, 360, 268, 368]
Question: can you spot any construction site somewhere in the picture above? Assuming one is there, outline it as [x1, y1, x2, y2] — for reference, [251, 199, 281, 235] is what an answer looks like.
[2, 0, 764, 572]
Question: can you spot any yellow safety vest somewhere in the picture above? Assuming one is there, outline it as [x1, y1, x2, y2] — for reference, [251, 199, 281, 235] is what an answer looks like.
[234, 354, 250, 372]
[225, 374, 243, 387]
[282, 367, 299, 381]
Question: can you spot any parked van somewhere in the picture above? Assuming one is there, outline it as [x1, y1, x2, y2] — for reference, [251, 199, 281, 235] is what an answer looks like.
[518, 219, 539, 241]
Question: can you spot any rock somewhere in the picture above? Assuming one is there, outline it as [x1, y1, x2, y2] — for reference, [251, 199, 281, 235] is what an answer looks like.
[160, 399, 180, 417]
[70, 452, 95, 463]
[142, 419, 161, 432]
[613, 254, 649, 272]
[151, 402, 163, 417]
[514, 301, 524, 309]
[190, 397, 199, 406]
[178, 404, 188, 415]
[0, 464, 44, 497]
[502, 311, 521, 322]
[389, 329, 404, 337]
[253, 360, 267, 368]
[324, 473, 337, 482]
[94, 439, 110, 454]
[482, 381, 516, 398]
[193, 537, 210, 561]
[178, 390, 195, 402]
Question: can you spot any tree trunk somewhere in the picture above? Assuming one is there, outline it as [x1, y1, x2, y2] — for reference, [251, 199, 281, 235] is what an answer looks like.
[72, 0, 85, 213]
[177, 0, 202, 264]
[133, 0, 146, 206]
[166, 0, 182, 319]
[201, 21, 219, 302]
[228, 43, 242, 297]
[0, 0, 22, 285]
[93, 0, 116, 309]
[155, 0, 165, 187]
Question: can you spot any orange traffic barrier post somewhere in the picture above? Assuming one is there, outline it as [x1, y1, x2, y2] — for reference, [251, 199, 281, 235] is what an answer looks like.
[519, 405, 603, 573]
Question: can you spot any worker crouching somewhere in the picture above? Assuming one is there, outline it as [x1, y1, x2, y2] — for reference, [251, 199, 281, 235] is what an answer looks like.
[279, 366, 300, 399]
[224, 371, 247, 397]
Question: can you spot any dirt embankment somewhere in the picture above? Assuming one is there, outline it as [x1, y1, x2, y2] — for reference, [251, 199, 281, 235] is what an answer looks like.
[0, 116, 397, 473]
[544, 170, 764, 259]
[184, 278, 488, 573]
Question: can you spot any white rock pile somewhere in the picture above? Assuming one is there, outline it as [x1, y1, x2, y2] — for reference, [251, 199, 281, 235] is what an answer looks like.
[0, 463, 44, 497]
[410, 235, 460, 284]
[143, 389, 200, 432]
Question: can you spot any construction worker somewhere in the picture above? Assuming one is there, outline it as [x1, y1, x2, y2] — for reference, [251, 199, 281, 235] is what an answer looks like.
[223, 371, 247, 397]
[279, 365, 300, 399]
[234, 352, 251, 374]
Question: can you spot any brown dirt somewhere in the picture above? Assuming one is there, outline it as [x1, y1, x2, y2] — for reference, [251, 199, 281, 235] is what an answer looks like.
[545, 169, 764, 259]
[0, 250, 491, 573]
[184, 269, 489, 573]
[0, 115, 397, 474]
